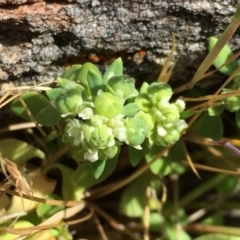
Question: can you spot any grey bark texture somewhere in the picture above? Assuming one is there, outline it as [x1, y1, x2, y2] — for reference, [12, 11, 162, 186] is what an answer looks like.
[0, 0, 239, 88]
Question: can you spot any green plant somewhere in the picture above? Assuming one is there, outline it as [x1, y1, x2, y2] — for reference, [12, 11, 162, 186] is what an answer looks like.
[2, 2, 240, 240]
[10, 58, 187, 168]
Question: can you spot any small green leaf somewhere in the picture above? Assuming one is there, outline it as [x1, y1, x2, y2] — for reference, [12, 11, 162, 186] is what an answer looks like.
[190, 111, 223, 140]
[70, 62, 103, 98]
[208, 105, 225, 116]
[122, 103, 140, 116]
[120, 174, 148, 217]
[164, 226, 191, 240]
[72, 156, 118, 187]
[146, 212, 164, 232]
[87, 68, 103, 99]
[37, 194, 64, 219]
[145, 145, 172, 175]
[0, 139, 45, 165]
[201, 212, 223, 225]
[45, 164, 84, 201]
[94, 92, 123, 118]
[216, 175, 239, 194]
[128, 145, 144, 166]
[180, 110, 195, 119]
[10, 91, 61, 126]
[90, 160, 106, 179]
[62, 64, 82, 81]
[45, 88, 62, 101]
[209, 37, 238, 76]
[103, 57, 123, 84]
[35, 104, 61, 127]
[107, 76, 138, 100]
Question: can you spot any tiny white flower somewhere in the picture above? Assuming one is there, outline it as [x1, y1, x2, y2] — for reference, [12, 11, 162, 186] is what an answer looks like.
[61, 112, 71, 117]
[84, 149, 99, 162]
[107, 138, 115, 147]
[163, 122, 174, 128]
[174, 99, 186, 112]
[175, 119, 188, 132]
[108, 116, 127, 142]
[132, 144, 143, 150]
[157, 125, 167, 137]
[158, 97, 170, 108]
[78, 107, 94, 119]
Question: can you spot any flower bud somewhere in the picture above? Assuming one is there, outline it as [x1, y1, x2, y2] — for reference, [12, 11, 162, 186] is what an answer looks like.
[124, 117, 149, 147]
[156, 128, 180, 146]
[53, 81, 87, 116]
[87, 124, 115, 149]
[107, 76, 138, 100]
[224, 95, 240, 112]
[101, 145, 119, 160]
[135, 111, 155, 134]
[147, 82, 173, 106]
[94, 92, 123, 118]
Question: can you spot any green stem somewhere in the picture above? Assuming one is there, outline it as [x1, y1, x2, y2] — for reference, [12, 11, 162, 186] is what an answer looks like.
[185, 223, 240, 236]
[164, 173, 228, 217]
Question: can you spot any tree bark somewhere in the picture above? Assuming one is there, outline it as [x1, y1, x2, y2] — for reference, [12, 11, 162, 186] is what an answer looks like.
[0, 0, 239, 88]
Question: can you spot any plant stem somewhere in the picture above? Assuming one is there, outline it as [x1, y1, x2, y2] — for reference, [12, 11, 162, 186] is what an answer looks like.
[163, 173, 228, 217]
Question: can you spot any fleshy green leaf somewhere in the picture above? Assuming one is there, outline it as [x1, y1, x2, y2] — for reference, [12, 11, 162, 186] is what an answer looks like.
[201, 212, 223, 225]
[122, 103, 140, 117]
[62, 64, 82, 81]
[37, 194, 64, 219]
[68, 63, 101, 97]
[72, 156, 118, 188]
[90, 160, 106, 179]
[128, 145, 144, 166]
[164, 226, 191, 240]
[35, 104, 61, 126]
[216, 175, 239, 194]
[120, 174, 148, 217]
[94, 92, 123, 118]
[45, 164, 84, 201]
[87, 68, 103, 99]
[145, 144, 172, 175]
[0, 139, 45, 165]
[107, 76, 138, 100]
[45, 88, 62, 101]
[103, 57, 123, 85]
[120, 175, 160, 218]
[10, 91, 61, 127]
[209, 37, 238, 76]
[190, 111, 223, 140]
[208, 105, 225, 116]
[146, 212, 165, 231]
[180, 110, 195, 119]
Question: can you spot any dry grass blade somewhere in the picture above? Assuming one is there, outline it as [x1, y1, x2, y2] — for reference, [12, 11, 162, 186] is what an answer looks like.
[187, 2, 240, 89]
[182, 141, 200, 178]
[0, 81, 53, 108]
[2, 188, 82, 207]
[0, 153, 33, 209]
[0, 201, 86, 237]
[17, 96, 46, 137]
[157, 33, 176, 83]
[0, 122, 36, 133]
[91, 203, 141, 240]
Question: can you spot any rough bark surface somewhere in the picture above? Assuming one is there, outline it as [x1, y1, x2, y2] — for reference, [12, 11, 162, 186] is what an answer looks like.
[0, 0, 239, 88]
